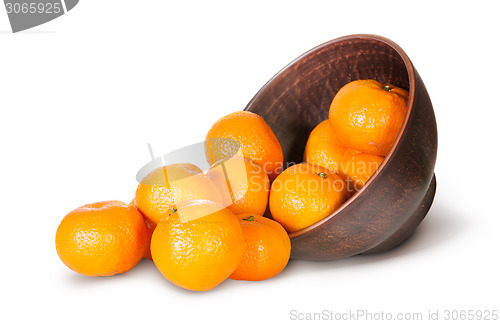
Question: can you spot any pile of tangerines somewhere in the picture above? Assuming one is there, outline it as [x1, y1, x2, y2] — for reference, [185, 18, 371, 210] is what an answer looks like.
[56, 80, 408, 291]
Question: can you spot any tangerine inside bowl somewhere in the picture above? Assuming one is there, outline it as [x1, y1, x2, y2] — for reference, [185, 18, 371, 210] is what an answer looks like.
[244, 34, 437, 260]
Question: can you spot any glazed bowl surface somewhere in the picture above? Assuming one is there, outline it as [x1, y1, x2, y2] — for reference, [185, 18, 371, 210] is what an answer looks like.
[245, 34, 438, 260]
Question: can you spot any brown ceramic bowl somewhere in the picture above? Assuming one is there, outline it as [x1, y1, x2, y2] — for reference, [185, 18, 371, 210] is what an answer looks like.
[244, 34, 437, 260]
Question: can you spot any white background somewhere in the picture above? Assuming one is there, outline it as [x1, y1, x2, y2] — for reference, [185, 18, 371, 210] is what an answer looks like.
[1, 1, 499, 323]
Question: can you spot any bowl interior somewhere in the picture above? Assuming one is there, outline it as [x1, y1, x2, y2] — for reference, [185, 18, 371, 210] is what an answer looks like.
[245, 35, 411, 168]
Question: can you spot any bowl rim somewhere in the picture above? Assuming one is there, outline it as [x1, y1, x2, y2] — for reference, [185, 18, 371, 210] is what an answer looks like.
[248, 34, 416, 238]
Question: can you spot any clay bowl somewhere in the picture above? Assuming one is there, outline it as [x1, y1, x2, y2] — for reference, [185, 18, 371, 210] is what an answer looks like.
[244, 34, 437, 260]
